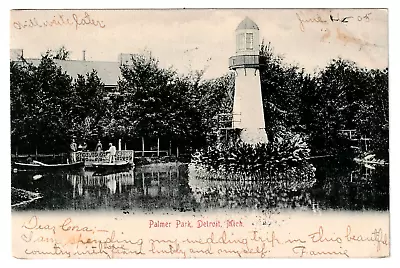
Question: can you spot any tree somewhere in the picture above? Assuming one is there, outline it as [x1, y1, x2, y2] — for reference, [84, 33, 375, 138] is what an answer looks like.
[70, 70, 108, 146]
[9, 50, 236, 154]
[10, 61, 38, 153]
[185, 72, 235, 145]
[116, 53, 235, 151]
[11, 46, 387, 159]
[50, 46, 71, 60]
[354, 68, 388, 159]
[259, 40, 306, 140]
[117, 54, 180, 139]
[308, 59, 388, 158]
[258, 41, 388, 158]
[10, 53, 74, 154]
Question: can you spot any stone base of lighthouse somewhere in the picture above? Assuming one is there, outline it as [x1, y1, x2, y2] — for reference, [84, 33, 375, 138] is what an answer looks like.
[232, 68, 268, 145]
[239, 128, 268, 145]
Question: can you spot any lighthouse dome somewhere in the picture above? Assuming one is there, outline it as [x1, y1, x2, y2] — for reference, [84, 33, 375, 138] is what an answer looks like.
[236, 17, 259, 31]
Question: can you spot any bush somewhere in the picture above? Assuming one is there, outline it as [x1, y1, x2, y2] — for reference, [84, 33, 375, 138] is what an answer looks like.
[191, 129, 315, 184]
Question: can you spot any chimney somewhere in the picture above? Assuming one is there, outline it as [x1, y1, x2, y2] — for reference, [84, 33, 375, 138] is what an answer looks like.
[82, 50, 86, 61]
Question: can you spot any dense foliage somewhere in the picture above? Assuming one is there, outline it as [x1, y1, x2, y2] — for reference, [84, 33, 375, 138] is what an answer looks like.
[191, 129, 315, 184]
[259, 42, 388, 160]
[11, 55, 74, 153]
[193, 130, 311, 173]
[10, 53, 234, 154]
[11, 45, 388, 160]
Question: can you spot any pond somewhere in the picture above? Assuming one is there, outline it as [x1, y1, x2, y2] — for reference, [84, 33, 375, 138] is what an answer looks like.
[11, 158, 389, 213]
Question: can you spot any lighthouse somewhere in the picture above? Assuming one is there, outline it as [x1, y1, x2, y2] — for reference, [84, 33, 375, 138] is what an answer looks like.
[229, 17, 268, 144]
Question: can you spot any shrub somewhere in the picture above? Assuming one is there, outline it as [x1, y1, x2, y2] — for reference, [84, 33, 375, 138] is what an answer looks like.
[191, 128, 315, 184]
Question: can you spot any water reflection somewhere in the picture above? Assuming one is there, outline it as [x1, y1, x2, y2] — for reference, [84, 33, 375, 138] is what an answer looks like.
[66, 167, 182, 200]
[11, 164, 197, 212]
[68, 170, 136, 197]
[311, 158, 389, 211]
[11, 159, 389, 212]
[188, 177, 315, 211]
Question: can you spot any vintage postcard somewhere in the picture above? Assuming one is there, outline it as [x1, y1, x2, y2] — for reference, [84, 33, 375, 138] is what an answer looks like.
[10, 9, 389, 259]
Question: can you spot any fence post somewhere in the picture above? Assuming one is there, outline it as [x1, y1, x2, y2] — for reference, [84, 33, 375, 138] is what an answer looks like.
[157, 137, 160, 157]
[142, 137, 145, 157]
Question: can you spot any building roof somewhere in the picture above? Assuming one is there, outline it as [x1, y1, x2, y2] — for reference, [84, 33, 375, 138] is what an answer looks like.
[18, 58, 121, 86]
[236, 17, 259, 31]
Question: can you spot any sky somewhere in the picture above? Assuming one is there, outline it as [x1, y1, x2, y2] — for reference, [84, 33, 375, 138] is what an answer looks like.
[10, 9, 388, 79]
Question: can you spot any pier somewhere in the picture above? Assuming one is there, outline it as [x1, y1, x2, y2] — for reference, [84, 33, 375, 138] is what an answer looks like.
[72, 149, 183, 167]
[73, 150, 134, 167]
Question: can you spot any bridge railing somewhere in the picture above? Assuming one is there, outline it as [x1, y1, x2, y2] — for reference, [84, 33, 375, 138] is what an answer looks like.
[74, 150, 135, 164]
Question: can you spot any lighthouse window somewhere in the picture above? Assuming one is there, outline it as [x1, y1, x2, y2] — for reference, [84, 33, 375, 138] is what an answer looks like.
[246, 33, 254, 50]
[237, 33, 245, 50]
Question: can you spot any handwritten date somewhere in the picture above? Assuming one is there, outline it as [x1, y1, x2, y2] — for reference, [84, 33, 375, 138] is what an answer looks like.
[296, 11, 372, 32]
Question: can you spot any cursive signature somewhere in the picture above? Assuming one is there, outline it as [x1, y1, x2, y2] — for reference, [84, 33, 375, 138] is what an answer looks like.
[292, 245, 349, 258]
[13, 12, 106, 31]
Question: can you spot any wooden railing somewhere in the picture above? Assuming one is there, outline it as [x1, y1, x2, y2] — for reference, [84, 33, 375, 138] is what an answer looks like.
[72, 147, 184, 166]
[133, 150, 169, 157]
[74, 150, 135, 164]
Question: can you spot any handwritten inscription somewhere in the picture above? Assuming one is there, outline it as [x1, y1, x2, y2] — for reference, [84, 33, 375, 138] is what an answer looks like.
[13, 12, 106, 30]
[296, 11, 379, 50]
[22, 215, 56, 234]
[296, 12, 328, 32]
[17, 216, 389, 258]
[330, 12, 372, 23]
[21, 216, 143, 259]
[296, 11, 372, 32]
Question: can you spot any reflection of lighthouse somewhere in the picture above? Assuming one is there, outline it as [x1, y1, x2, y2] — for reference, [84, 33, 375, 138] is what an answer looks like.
[106, 174, 117, 194]
[229, 17, 268, 144]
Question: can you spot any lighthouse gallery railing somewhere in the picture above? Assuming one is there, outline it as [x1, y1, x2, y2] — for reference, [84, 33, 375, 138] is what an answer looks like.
[229, 55, 266, 70]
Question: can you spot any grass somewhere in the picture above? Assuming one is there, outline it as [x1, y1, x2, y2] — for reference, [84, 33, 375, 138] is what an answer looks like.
[11, 187, 42, 208]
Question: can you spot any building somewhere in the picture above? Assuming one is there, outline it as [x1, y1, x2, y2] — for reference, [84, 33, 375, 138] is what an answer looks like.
[228, 17, 268, 144]
[10, 49, 151, 91]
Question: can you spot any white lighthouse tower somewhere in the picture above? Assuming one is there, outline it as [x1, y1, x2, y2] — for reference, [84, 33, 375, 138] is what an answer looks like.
[229, 17, 268, 144]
